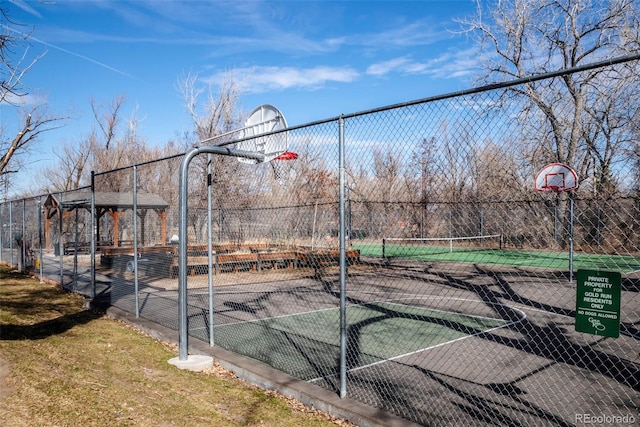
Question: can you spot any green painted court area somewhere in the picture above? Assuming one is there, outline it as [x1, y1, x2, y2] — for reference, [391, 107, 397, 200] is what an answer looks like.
[215, 302, 508, 380]
[354, 243, 640, 273]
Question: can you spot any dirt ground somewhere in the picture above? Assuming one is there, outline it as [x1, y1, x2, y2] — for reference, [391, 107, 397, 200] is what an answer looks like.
[0, 356, 10, 401]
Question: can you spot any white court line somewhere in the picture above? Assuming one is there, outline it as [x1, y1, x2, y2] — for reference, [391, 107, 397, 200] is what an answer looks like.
[198, 292, 535, 385]
[211, 288, 440, 328]
[214, 305, 339, 328]
[189, 306, 336, 333]
[375, 299, 512, 323]
[308, 297, 527, 383]
[212, 291, 446, 329]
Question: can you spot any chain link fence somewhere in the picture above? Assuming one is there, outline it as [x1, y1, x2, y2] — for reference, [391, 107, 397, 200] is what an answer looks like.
[2, 58, 639, 426]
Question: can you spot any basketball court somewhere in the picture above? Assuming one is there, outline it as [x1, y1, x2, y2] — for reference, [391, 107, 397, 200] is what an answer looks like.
[117, 254, 638, 425]
[151, 157, 639, 424]
[24, 98, 636, 426]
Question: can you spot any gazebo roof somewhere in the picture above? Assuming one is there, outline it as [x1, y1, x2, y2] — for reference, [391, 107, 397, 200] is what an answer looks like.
[43, 190, 169, 214]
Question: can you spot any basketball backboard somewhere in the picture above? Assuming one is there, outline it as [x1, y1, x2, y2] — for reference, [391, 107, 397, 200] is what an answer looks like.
[236, 104, 289, 164]
[534, 163, 578, 192]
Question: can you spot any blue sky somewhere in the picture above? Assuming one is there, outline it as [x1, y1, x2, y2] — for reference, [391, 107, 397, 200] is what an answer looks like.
[4, 0, 482, 195]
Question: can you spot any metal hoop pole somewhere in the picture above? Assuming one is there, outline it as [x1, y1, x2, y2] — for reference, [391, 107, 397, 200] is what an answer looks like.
[178, 145, 264, 361]
[569, 194, 574, 282]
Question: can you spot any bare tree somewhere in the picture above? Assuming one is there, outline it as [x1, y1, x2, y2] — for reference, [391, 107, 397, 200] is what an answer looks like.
[43, 95, 164, 194]
[90, 95, 126, 170]
[405, 137, 438, 237]
[372, 148, 404, 201]
[179, 72, 241, 143]
[460, 0, 640, 247]
[89, 95, 163, 192]
[0, 7, 65, 194]
[460, 0, 640, 183]
[176, 72, 246, 209]
[43, 131, 95, 191]
[0, 106, 62, 174]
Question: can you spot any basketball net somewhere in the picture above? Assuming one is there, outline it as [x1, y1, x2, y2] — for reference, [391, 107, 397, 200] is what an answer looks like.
[542, 185, 561, 193]
[271, 151, 298, 182]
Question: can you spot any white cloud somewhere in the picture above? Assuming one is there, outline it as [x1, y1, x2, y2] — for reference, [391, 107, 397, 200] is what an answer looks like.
[0, 91, 45, 107]
[364, 21, 443, 48]
[425, 47, 484, 79]
[8, 0, 42, 18]
[206, 65, 360, 93]
[366, 47, 482, 80]
[366, 57, 411, 76]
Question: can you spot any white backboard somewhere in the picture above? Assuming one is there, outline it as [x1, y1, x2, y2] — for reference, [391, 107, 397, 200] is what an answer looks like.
[534, 163, 578, 192]
[236, 104, 288, 164]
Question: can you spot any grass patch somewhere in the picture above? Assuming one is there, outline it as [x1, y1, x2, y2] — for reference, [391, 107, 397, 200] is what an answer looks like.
[0, 266, 350, 426]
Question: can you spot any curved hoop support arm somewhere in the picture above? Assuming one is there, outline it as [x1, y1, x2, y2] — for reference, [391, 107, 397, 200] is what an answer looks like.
[176, 145, 265, 361]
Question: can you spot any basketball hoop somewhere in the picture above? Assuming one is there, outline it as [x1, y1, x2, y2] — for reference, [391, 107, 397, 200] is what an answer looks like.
[542, 185, 561, 193]
[274, 151, 298, 161]
[271, 151, 298, 181]
[534, 163, 578, 193]
[236, 104, 289, 164]
[229, 104, 297, 183]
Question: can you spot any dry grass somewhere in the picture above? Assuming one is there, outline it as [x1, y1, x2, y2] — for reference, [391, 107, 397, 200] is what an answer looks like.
[0, 266, 352, 427]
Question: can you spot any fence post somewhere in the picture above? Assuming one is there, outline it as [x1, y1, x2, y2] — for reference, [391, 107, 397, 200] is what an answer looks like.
[38, 197, 43, 283]
[58, 193, 63, 288]
[21, 199, 26, 273]
[91, 172, 96, 298]
[9, 201, 13, 267]
[133, 165, 140, 317]
[569, 193, 575, 282]
[207, 153, 215, 347]
[0, 202, 3, 265]
[339, 116, 347, 399]
[73, 208, 78, 291]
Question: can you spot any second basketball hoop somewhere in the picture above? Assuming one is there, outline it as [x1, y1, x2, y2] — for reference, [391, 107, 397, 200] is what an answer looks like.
[534, 163, 578, 193]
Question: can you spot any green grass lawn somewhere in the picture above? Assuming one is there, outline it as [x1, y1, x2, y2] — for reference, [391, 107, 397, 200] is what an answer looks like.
[0, 266, 350, 427]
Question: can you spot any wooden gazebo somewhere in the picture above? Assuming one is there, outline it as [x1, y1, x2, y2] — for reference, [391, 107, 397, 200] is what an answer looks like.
[43, 190, 170, 250]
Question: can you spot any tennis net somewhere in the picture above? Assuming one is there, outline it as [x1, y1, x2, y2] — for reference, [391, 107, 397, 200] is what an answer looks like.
[381, 234, 502, 258]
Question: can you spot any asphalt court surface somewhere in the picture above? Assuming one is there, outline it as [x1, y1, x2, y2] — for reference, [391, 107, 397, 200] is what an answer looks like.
[204, 300, 513, 382]
[178, 265, 555, 384]
[108, 260, 639, 425]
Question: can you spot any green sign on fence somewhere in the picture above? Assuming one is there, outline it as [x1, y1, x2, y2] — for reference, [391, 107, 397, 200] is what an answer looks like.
[575, 269, 621, 338]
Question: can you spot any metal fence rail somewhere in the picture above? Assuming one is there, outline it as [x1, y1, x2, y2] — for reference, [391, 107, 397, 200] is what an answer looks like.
[2, 58, 639, 426]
